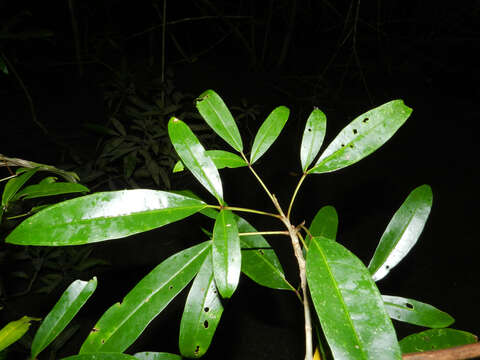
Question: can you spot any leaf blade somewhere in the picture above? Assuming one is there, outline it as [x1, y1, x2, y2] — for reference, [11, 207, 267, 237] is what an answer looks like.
[173, 150, 247, 173]
[179, 252, 223, 357]
[306, 237, 401, 360]
[237, 216, 293, 291]
[6, 190, 206, 246]
[383, 295, 454, 328]
[14, 182, 90, 200]
[31, 278, 97, 358]
[250, 106, 290, 164]
[134, 352, 182, 360]
[168, 117, 223, 203]
[0, 316, 40, 352]
[368, 185, 433, 281]
[300, 108, 327, 171]
[195, 90, 243, 152]
[399, 329, 477, 354]
[309, 100, 412, 174]
[212, 209, 241, 298]
[79, 242, 211, 353]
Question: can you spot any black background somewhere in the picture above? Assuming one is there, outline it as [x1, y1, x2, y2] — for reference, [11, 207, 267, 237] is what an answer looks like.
[1, 1, 479, 359]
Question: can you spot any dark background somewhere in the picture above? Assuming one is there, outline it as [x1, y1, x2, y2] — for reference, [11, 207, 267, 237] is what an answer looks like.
[1, 1, 479, 359]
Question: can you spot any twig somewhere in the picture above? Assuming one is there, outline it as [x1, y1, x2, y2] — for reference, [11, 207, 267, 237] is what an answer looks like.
[402, 342, 480, 360]
[0, 52, 48, 135]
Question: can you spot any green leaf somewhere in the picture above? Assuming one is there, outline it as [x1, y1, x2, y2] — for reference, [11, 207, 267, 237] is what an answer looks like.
[62, 354, 138, 360]
[179, 252, 223, 357]
[309, 100, 412, 174]
[237, 216, 293, 291]
[250, 106, 289, 164]
[134, 353, 182, 360]
[195, 89, 243, 152]
[168, 117, 223, 204]
[2, 168, 38, 208]
[80, 241, 211, 353]
[368, 185, 432, 281]
[6, 190, 206, 246]
[307, 206, 338, 248]
[212, 209, 241, 298]
[300, 108, 327, 171]
[383, 295, 454, 328]
[14, 182, 90, 200]
[0, 316, 41, 352]
[31, 278, 97, 358]
[306, 237, 401, 360]
[399, 328, 478, 354]
[173, 150, 247, 173]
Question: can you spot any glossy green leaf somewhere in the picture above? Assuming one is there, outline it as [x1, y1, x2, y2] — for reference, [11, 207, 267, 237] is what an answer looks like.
[14, 182, 89, 200]
[195, 89, 243, 152]
[31, 278, 97, 358]
[134, 352, 182, 360]
[306, 237, 401, 360]
[179, 252, 223, 357]
[307, 206, 338, 249]
[173, 150, 247, 173]
[6, 190, 206, 246]
[80, 242, 211, 353]
[368, 185, 432, 281]
[0, 316, 40, 352]
[237, 216, 293, 291]
[383, 295, 454, 328]
[300, 108, 327, 171]
[250, 106, 290, 164]
[62, 354, 138, 360]
[2, 168, 38, 208]
[309, 100, 412, 174]
[168, 117, 223, 203]
[399, 328, 477, 354]
[212, 209, 241, 298]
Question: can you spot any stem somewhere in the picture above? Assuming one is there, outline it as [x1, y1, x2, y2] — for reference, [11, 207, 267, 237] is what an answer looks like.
[240, 152, 276, 204]
[272, 196, 313, 360]
[239, 230, 289, 237]
[206, 204, 281, 219]
[287, 172, 308, 219]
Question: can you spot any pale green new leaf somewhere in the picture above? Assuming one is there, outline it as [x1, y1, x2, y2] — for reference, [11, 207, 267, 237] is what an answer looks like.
[168, 117, 223, 204]
[2, 168, 38, 208]
[14, 182, 89, 200]
[134, 353, 182, 360]
[173, 150, 247, 173]
[0, 316, 40, 352]
[195, 89, 243, 152]
[6, 190, 206, 246]
[212, 209, 241, 298]
[306, 237, 401, 360]
[368, 185, 432, 281]
[250, 106, 289, 164]
[300, 108, 327, 171]
[32, 278, 97, 358]
[399, 329, 477, 354]
[179, 252, 223, 357]
[309, 100, 412, 174]
[237, 216, 293, 291]
[383, 295, 454, 328]
[80, 242, 210, 353]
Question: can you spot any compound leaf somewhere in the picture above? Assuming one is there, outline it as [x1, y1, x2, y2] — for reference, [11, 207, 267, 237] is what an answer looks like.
[195, 90, 243, 152]
[6, 190, 206, 246]
[179, 252, 223, 357]
[168, 117, 223, 204]
[368, 185, 432, 281]
[310, 100, 412, 174]
[306, 237, 401, 360]
[79, 242, 210, 353]
[301, 108, 327, 171]
[250, 106, 289, 164]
